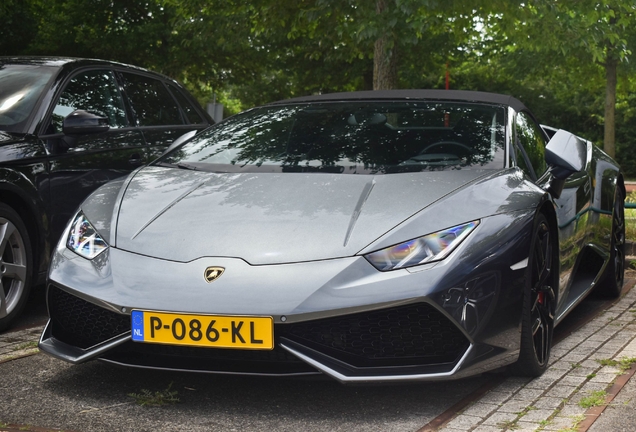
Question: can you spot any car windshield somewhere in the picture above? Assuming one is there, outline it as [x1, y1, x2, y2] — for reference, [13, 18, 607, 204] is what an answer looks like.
[159, 101, 507, 174]
[0, 64, 57, 133]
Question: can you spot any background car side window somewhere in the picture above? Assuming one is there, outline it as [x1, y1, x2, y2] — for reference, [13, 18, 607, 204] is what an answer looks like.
[167, 83, 206, 124]
[515, 111, 547, 179]
[50, 70, 128, 133]
[120, 73, 183, 126]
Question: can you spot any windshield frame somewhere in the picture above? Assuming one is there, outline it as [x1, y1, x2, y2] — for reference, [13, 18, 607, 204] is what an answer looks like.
[157, 100, 509, 175]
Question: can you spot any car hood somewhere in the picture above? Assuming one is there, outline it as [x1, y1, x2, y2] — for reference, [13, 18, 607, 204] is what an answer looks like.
[112, 166, 492, 264]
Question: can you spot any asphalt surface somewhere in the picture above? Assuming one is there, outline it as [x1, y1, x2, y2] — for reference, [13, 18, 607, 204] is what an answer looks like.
[2, 278, 636, 431]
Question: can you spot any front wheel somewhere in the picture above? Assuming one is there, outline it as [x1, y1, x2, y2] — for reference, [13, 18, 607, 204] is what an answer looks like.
[0, 203, 33, 332]
[511, 213, 555, 377]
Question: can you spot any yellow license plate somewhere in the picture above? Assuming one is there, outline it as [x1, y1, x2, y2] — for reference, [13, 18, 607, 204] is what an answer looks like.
[131, 310, 273, 350]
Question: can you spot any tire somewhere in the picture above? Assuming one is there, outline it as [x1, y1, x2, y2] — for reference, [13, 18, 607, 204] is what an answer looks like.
[598, 188, 625, 298]
[0, 203, 33, 332]
[511, 213, 556, 377]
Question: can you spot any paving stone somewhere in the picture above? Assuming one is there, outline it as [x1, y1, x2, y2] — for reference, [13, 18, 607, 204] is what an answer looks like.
[544, 384, 577, 399]
[471, 425, 503, 432]
[566, 366, 597, 377]
[482, 411, 519, 426]
[498, 399, 531, 413]
[590, 372, 619, 383]
[460, 402, 500, 419]
[445, 413, 482, 430]
[549, 359, 575, 370]
[521, 408, 554, 422]
[514, 420, 542, 431]
[531, 396, 563, 410]
[542, 415, 579, 430]
[558, 374, 588, 387]
[479, 390, 513, 405]
[557, 403, 587, 418]
[511, 388, 545, 402]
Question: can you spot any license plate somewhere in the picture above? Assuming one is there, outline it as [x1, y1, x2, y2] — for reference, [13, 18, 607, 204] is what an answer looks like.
[131, 310, 273, 350]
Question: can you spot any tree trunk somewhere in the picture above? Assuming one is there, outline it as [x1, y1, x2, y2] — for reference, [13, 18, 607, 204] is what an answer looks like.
[604, 57, 617, 158]
[373, 0, 398, 90]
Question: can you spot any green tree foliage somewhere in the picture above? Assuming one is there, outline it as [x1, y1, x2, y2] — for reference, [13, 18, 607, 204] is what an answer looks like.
[3, 0, 636, 174]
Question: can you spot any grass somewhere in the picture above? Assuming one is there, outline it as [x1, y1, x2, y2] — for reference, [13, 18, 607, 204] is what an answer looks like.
[14, 341, 38, 351]
[578, 390, 607, 408]
[625, 191, 636, 240]
[128, 382, 179, 407]
[595, 357, 636, 374]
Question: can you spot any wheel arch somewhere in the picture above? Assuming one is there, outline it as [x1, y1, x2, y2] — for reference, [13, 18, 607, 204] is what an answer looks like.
[0, 180, 49, 280]
[537, 196, 561, 305]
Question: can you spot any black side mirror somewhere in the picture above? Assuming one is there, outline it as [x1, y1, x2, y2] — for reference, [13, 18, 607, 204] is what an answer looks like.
[62, 110, 110, 135]
[545, 129, 587, 198]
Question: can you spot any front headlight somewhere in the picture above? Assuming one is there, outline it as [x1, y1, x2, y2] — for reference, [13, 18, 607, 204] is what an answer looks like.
[364, 221, 479, 271]
[66, 212, 109, 259]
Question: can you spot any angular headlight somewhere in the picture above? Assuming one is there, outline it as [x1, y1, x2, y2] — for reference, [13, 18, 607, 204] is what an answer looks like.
[364, 221, 479, 271]
[66, 212, 108, 259]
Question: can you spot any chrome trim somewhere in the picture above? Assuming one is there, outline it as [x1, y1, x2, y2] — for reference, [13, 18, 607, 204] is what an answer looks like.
[38, 320, 131, 364]
[99, 358, 323, 377]
[280, 342, 474, 383]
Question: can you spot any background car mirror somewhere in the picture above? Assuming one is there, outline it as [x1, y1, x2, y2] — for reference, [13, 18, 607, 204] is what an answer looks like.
[545, 129, 586, 180]
[62, 110, 110, 135]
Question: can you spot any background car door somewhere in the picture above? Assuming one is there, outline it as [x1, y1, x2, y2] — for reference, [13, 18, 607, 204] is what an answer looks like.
[42, 68, 147, 242]
[118, 72, 208, 161]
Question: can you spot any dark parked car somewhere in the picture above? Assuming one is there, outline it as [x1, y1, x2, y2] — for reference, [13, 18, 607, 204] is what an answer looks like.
[0, 57, 212, 330]
[40, 90, 624, 382]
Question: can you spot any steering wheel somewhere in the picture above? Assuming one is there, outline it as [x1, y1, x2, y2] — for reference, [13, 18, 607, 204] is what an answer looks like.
[420, 141, 472, 154]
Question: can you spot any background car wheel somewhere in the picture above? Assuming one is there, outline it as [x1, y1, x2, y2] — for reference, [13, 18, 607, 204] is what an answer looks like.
[0, 203, 32, 332]
[598, 188, 625, 298]
[511, 213, 555, 377]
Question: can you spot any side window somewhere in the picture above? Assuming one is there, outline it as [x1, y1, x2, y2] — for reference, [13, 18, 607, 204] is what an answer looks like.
[515, 112, 547, 179]
[51, 70, 128, 132]
[120, 73, 183, 126]
[167, 83, 206, 124]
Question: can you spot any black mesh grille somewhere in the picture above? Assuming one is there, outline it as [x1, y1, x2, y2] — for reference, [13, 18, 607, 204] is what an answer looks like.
[104, 340, 315, 375]
[284, 303, 469, 367]
[48, 285, 130, 349]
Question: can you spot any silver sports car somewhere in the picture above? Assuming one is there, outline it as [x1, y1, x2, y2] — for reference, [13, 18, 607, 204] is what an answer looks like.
[40, 90, 625, 383]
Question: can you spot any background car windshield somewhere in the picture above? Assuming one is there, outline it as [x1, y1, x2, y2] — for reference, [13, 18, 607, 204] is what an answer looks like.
[160, 101, 506, 174]
[0, 65, 57, 133]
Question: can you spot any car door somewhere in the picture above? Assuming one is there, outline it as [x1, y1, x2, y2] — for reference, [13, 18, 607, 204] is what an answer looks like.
[118, 72, 208, 161]
[514, 111, 592, 313]
[42, 68, 147, 242]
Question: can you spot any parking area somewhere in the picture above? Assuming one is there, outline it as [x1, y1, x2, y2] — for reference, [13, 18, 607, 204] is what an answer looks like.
[1, 279, 636, 432]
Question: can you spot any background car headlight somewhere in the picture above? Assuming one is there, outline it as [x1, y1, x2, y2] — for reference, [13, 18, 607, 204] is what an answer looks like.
[66, 212, 108, 259]
[364, 221, 479, 271]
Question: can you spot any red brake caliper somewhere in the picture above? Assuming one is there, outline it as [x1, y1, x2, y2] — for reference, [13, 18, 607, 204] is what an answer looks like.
[538, 291, 545, 305]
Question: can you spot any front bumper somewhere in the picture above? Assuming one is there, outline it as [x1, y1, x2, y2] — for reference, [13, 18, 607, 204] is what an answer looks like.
[40, 210, 534, 382]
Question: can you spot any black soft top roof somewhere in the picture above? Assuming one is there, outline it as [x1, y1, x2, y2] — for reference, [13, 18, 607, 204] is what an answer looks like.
[270, 89, 528, 112]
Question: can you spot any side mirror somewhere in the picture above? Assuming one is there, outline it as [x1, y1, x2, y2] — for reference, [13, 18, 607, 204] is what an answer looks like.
[62, 110, 110, 135]
[545, 130, 586, 179]
[545, 129, 587, 198]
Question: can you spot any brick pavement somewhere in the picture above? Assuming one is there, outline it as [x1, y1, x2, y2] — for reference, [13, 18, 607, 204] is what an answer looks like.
[440, 282, 636, 432]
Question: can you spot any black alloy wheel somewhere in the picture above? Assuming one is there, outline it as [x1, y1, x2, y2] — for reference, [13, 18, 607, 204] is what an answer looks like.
[0, 203, 32, 331]
[599, 188, 625, 298]
[512, 213, 555, 377]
